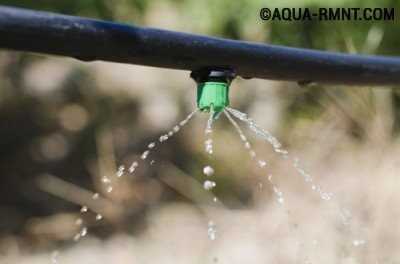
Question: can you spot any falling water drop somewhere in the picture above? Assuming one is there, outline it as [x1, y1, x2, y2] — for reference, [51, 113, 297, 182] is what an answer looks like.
[159, 135, 169, 142]
[224, 109, 286, 205]
[204, 110, 214, 155]
[73, 233, 81, 242]
[101, 176, 111, 184]
[150, 160, 156, 165]
[207, 221, 217, 241]
[80, 227, 88, 237]
[129, 161, 139, 173]
[205, 139, 213, 155]
[273, 186, 285, 204]
[228, 109, 331, 202]
[203, 180, 216, 190]
[203, 166, 215, 176]
[95, 214, 103, 221]
[116, 165, 125, 177]
[141, 150, 150, 160]
[51, 110, 200, 264]
[226, 107, 284, 153]
[321, 192, 332, 201]
[352, 239, 366, 247]
[258, 160, 267, 168]
[268, 174, 272, 181]
[75, 218, 83, 226]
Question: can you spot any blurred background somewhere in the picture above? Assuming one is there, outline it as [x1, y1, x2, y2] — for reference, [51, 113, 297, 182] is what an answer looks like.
[0, 0, 400, 263]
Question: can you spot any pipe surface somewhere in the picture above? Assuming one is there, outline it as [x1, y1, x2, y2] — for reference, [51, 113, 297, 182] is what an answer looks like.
[0, 6, 399, 85]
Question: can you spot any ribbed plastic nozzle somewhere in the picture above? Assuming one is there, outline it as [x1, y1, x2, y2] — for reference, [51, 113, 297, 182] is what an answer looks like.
[191, 68, 235, 116]
[197, 81, 229, 113]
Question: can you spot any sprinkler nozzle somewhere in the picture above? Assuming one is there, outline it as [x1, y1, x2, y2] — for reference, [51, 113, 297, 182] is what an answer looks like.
[191, 68, 235, 116]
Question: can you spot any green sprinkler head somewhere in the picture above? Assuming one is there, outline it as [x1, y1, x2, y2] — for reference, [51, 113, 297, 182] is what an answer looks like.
[191, 68, 235, 116]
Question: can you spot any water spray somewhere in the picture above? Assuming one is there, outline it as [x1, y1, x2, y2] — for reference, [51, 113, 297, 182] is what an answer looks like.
[191, 68, 235, 118]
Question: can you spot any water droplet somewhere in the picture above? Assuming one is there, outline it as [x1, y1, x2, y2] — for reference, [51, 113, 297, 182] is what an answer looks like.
[203, 180, 216, 191]
[258, 160, 267, 168]
[226, 107, 286, 154]
[73, 233, 81, 242]
[141, 150, 150, 160]
[203, 166, 214, 176]
[321, 192, 332, 201]
[258, 182, 263, 190]
[101, 176, 111, 184]
[148, 142, 156, 149]
[268, 174, 273, 181]
[168, 131, 173, 136]
[150, 160, 155, 165]
[106, 186, 113, 193]
[92, 193, 99, 200]
[159, 135, 169, 142]
[116, 165, 125, 177]
[95, 214, 103, 221]
[205, 112, 214, 135]
[173, 125, 180, 132]
[80, 227, 88, 237]
[353, 239, 366, 247]
[213, 197, 218, 202]
[244, 142, 251, 149]
[75, 218, 83, 226]
[80, 206, 88, 213]
[207, 220, 217, 241]
[205, 139, 213, 155]
[249, 151, 256, 158]
[276, 149, 289, 155]
[129, 161, 139, 173]
[277, 197, 285, 204]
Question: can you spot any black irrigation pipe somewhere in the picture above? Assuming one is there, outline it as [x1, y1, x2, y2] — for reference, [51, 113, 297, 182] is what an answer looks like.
[0, 5, 400, 86]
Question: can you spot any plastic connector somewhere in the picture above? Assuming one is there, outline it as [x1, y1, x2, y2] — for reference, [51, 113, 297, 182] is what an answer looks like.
[191, 68, 235, 116]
